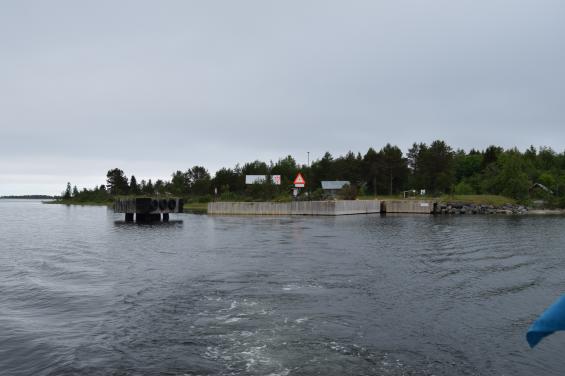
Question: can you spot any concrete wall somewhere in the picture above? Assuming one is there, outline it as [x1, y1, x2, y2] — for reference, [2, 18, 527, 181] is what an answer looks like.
[207, 200, 439, 216]
[333, 200, 382, 215]
[381, 200, 434, 214]
[207, 200, 381, 216]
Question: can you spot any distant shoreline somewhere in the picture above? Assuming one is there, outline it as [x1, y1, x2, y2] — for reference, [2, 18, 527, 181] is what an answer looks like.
[39, 198, 565, 216]
[1, 195, 55, 200]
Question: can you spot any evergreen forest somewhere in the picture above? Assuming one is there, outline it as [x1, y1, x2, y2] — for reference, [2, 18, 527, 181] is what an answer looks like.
[60, 141, 565, 207]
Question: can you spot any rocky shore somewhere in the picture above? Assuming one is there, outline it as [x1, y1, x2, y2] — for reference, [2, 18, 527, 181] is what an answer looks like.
[436, 202, 529, 215]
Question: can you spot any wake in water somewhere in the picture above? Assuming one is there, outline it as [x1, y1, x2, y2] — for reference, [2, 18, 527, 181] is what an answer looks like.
[2, 201, 565, 374]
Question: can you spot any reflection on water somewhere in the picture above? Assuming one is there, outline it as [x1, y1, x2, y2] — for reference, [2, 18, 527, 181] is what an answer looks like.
[113, 220, 184, 226]
[1, 199, 565, 375]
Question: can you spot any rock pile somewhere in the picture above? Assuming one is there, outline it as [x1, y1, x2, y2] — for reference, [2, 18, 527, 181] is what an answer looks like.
[435, 203, 528, 215]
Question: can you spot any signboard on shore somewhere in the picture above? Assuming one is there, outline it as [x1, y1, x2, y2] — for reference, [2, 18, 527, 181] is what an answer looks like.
[294, 173, 306, 188]
[245, 175, 281, 185]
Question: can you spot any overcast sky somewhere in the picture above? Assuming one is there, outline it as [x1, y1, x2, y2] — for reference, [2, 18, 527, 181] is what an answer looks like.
[1, 1, 564, 195]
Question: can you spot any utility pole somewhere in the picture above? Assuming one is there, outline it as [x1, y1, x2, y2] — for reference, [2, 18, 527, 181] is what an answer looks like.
[307, 152, 310, 199]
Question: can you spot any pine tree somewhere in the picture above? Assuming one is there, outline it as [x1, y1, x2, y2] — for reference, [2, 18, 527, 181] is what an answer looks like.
[106, 168, 129, 195]
[129, 175, 139, 195]
[64, 182, 72, 199]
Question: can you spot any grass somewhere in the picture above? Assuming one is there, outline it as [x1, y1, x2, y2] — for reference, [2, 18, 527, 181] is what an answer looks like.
[183, 202, 209, 213]
[47, 197, 210, 213]
[438, 194, 516, 206]
[358, 194, 516, 206]
[357, 195, 403, 200]
[46, 199, 112, 206]
[49, 197, 210, 213]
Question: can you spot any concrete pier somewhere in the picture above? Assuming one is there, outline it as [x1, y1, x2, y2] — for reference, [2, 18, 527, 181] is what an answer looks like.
[207, 199, 526, 216]
[381, 200, 435, 214]
[207, 199, 442, 216]
[114, 197, 183, 222]
[208, 200, 381, 216]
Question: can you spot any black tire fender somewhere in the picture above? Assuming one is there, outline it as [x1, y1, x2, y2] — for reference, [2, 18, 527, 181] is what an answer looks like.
[168, 199, 176, 210]
[151, 199, 159, 211]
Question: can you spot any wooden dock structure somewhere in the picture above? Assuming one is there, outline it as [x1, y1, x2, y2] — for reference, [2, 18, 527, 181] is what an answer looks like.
[114, 197, 184, 222]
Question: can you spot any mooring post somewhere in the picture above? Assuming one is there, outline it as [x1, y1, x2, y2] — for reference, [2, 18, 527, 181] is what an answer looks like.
[125, 213, 134, 222]
[162, 213, 169, 222]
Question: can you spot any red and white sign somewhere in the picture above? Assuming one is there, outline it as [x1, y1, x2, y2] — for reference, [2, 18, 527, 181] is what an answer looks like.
[293, 173, 306, 188]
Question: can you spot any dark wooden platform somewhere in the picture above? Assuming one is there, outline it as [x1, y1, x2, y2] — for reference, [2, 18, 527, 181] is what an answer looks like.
[114, 197, 184, 222]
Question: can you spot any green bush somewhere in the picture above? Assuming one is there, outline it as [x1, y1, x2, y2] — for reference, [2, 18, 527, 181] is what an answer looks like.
[245, 180, 277, 200]
[454, 181, 475, 195]
[273, 194, 292, 202]
[357, 184, 369, 197]
[338, 184, 358, 200]
[197, 195, 212, 203]
[310, 188, 326, 201]
[220, 191, 238, 201]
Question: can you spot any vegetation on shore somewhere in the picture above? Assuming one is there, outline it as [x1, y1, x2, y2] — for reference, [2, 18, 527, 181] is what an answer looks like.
[47, 199, 112, 206]
[1, 195, 55, 199]
[437, 194, 516, 207]
[356, 194, 516, 207]
[53, 141, 565, 208]
[49, 195, 209, 214]
[183, 202, 209, 213]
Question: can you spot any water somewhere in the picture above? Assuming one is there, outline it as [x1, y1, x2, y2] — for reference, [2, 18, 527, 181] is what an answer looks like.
[1, 199, 565, 375]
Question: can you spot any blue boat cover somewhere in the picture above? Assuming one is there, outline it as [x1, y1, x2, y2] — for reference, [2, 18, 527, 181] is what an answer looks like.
[527, 295, 565, 348]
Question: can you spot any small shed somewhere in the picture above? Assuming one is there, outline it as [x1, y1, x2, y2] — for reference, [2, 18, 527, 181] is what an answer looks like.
[530, 183, 553, 195]
[321, 181, 350, 197]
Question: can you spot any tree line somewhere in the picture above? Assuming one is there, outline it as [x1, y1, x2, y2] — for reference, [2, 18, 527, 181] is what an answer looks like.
[62, 140, 565, 206]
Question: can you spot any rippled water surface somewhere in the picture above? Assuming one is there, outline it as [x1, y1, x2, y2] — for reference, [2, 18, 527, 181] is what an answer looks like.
[1, 200, 565, 375]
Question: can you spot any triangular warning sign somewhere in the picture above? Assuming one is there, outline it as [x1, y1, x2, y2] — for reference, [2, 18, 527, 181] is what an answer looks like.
[294, 173, 306, 187]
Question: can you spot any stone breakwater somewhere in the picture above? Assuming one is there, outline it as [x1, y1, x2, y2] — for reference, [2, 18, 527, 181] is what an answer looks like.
[436, 202, 528, 215]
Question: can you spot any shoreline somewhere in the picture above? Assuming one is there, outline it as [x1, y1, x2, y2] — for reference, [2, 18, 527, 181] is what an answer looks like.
[40, 199, 565, 216]
[525, 209, 565, 215]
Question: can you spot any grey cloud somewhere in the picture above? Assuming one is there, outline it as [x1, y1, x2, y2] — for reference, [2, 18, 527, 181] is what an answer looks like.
[1, 0, 564, 194]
